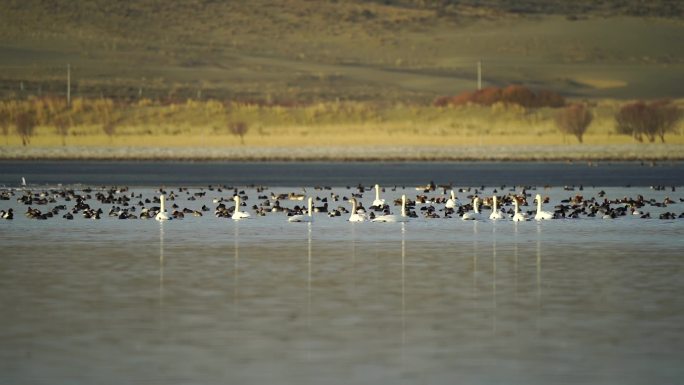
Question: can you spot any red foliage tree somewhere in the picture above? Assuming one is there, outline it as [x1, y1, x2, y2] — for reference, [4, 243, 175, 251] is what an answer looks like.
[501, 85, 537, 108]
[444, 85, 565, 108]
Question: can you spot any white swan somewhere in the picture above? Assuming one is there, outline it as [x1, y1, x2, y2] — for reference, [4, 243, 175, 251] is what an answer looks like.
[348, 197, 367, 222]
[489, 195, 505, 220]
[232, 195, 251, 220]
[445, 190, 458, 209]
[372, 184, 385, 207]
[534, 194, 554, 220]
[512, 197, 528, 222]
[288, 197, 313, 222]
[155, 194, 171, 221]
[372, 194, 409, 223]
[462, 197, 483, 220]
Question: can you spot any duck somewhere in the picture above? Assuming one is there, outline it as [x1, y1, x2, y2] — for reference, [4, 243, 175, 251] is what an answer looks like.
[1, 208, 13, 220]
[288, 197, 313, 223]
[288, 192, 306, 201]
[534, 194, 555, 220]
[232, 195, 251, 220]
[372, 194, 409, 223]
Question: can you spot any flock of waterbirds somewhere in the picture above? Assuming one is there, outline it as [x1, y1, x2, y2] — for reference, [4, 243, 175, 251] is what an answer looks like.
[1, 179, 682, 223]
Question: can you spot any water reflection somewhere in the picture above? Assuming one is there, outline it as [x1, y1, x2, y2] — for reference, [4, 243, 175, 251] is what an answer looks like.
[536, 223, 542, 332]
[492, 225, 497, 335]
[401, 222, 406, 348]
[234, 223, 240, 310]
[307, 222, 312, 362]
[350, 223, 357, 290]
[472, 220, 479, 298]
[307, 222, 312, 328]
[514, 223, 519, 300]
[159, 221, 165, 319]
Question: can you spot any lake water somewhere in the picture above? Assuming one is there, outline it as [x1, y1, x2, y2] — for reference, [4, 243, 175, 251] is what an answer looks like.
[1, 162, 683, 384]
[1, 160, 683, 186]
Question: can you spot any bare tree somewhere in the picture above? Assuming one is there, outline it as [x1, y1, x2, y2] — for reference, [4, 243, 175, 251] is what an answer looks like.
[0, 108, 10, 145]
[615, 101, 681, 143]
[15, 109, 37, 146]
[615, 102, 648, 142]
[102, 119, 117, 143]
[651, 100, 681, 143]
[53, 112, 72, 146]
[229, 121, 249, 145]
[555, 103, 593, 143]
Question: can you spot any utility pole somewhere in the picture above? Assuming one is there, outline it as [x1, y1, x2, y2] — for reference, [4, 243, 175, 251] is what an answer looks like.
[477, 60, 482, 90]
[67, 64, 71, 107]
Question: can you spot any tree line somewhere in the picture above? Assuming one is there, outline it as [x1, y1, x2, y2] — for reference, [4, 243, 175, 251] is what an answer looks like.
[0, 95, 680, 146]
[555, 100, 681, 143]
[435, 85, 681, 143]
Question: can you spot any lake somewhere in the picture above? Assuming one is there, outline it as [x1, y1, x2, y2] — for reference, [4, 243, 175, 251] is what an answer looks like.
[1, 160, 683, 186]
[0, 162, 683, 384]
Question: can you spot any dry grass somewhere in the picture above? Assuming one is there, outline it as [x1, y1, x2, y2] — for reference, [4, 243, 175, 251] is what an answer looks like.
[1, 98, 682, 151]
[7, 132, 683, 149]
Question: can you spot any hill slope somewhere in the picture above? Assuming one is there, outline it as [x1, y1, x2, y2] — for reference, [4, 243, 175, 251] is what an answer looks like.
[1, 0, 682, 102]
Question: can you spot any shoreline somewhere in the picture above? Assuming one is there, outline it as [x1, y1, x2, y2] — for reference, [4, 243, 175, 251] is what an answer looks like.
[1, 144, 684, 162]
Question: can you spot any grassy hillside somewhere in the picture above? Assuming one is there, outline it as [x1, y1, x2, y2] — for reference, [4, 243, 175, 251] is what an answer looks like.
[0, 0, 683, 103]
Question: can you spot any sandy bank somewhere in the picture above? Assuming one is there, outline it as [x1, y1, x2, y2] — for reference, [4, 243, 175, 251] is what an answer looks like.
[1, 144, 683, 161]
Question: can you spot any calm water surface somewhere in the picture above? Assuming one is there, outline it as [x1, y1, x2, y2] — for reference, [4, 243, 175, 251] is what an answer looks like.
[1, 160, 683, 186]
[0, 167, 683, 384]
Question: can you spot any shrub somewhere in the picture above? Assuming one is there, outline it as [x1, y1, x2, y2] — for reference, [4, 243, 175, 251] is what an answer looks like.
[102, 119, 117, 141]
[0, 107, 10, 145]
[555, 104, 593, 143]
[228, 121, 249, 144]
[651, 100, 681, 143]
[615, 101, 681, 143]
[501, 85, 536, 108]
[449, 85, 565, 108]
[15, 109, 37, 146]
[53, 112, 72, 146]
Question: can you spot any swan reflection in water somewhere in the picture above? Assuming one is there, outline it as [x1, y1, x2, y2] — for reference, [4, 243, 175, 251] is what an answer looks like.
[307, 222, 312, 328]
[234, 223, 240, 310]
[401, 223, 406, 352]
[536, 223, 542, 332]
[492, 224, 497, 335]
[306, 222, 312, 361]
[472, 220, 479, 298]
[159, 221, 165, 320]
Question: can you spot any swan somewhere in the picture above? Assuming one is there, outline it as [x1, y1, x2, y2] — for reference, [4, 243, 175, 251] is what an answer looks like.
[534, 194, 555, 220]
[462, 197, 483, 220]
[445, 189, 458, 209]
[489, 195, 505, 220]
[372, 184, 385, 207]
[372, 194, 409, 223]
[155, 194, 171, 221]
[288, 196, 313, 222]
[232, 195, 251, 220]
[512, 197, 528, 222]
[348, 197, 367, 222]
